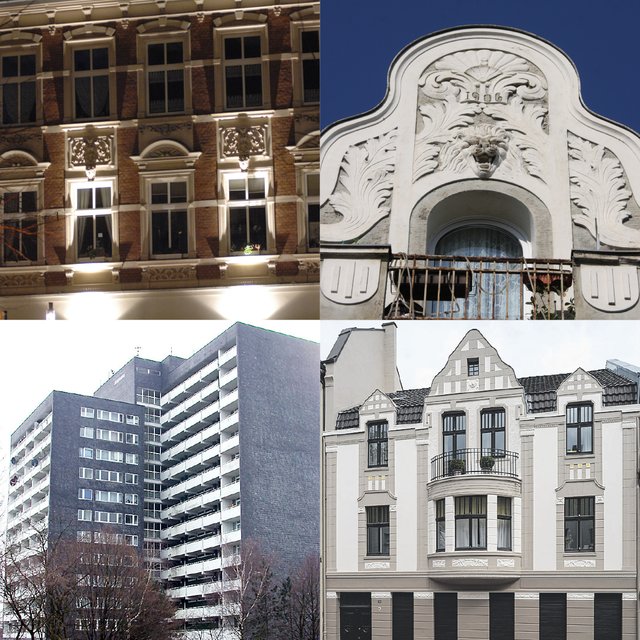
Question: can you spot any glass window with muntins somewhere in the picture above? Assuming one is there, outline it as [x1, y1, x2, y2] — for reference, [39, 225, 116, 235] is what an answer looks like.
[443, 412, 466, 455]
[1, 53, 36, 124]
[224, 35, 262, 109]
[366, 506, 390, 556]
[564, 496, 594, 552]
[147, 42, 184, 114]
[74, 47, 109, 119]
[481, 408, 506, 454]
[455, 495, 487, 550]
[367, 421, 388, 467]
[566, 403, 593, 454]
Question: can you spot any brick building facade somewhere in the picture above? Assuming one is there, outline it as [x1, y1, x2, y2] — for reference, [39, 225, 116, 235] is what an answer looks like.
[0, 0, 319, 319]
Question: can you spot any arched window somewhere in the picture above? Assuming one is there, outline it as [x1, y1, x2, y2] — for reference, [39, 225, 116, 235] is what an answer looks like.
[429, 225, 524, 319]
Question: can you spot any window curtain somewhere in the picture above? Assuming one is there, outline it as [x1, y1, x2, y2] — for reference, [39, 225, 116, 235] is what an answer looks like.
[431, 226, 524, 319]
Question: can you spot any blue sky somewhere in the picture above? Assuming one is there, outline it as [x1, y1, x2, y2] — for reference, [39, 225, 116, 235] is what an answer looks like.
[321, 0, 640, 134]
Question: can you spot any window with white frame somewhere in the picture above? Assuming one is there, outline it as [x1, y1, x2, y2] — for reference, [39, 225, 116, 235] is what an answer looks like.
[95, 490, 122, 503]
[126, 433, 139, 445]
[124, 534, 138, 547]
[77, 531, 92, 543]
[124, 514, 138, 526]
[125, 453, 139, 465]
[228, 175, 267, 253]
[124, 473, 138, 484]
[147, 42, 184, 114]
[73, 47, 109, 119]
[126, 415, 139, 425]
[124, 493, 138, 505]
[137, 388, 161, 405]
[81, 407, 95, 418]
[79, 467, 94, 480]
[79, 447, 94, 459]
[78, 488, 93, 501]
[300, 30, 319, 104]
[72, 183, 113, 260]
[223, 35, 263, 109]
[1, 53, 36, 124]
[96, 409, 124, 423]
[2, 190, 38, 262]
[144, 407, 161, 424]
[95, 449, 123, 463]
[96, 428, 123, 443]
[77, 509, 92, 522]
[80, 426, 94, 439]
[95, 469, 121, 483]
[95, 511, 122, 524]
[304, 172, 319, 250]
[149, 182, 187, 255]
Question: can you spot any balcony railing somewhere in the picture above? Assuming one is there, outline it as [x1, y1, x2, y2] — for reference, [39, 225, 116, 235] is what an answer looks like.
[431, 449, 519, 481]
[386, 254, 574, 320]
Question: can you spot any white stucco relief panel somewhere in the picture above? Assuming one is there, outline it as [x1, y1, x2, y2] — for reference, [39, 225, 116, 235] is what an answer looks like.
[321, 27, 640, 259]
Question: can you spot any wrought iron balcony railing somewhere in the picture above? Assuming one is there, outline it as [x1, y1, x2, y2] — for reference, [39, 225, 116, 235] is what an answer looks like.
[386, 254, 574, 320]
[431, 448, 519, 481]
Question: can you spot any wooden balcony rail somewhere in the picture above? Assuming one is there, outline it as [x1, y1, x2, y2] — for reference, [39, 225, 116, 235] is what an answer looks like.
[386, 254, 574, 320]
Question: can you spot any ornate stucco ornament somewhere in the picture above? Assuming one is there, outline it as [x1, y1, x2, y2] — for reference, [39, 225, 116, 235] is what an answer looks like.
[323, 129, 397, 242]
[456, 124, 509, 178]
[69, 134, 113, 180]
[413, 50, 548, 183]
[419, 49, 547, 104]
[568, 133, 640, 248]
[221, 125, 267, 171]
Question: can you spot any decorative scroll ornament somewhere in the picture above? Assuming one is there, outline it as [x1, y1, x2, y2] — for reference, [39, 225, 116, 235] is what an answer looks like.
[419, 49, 547, 104]
[69, 135, 113, 180]
[221, 126, 267, 171]
[414, 50, 548, 183]
[323, 129, 397, 242]
[568, 134, 640, 248]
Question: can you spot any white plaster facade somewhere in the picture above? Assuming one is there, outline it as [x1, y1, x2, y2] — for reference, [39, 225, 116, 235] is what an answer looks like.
[321, 326, 640, 639]
[320, 27, 640, 319]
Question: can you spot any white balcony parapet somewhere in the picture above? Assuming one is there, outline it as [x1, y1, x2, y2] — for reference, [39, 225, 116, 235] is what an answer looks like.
[161, 443, 220, 482]
[162, 534, 222, 561]
[161, 420, 220, 462]
[219, 345, 237, 367]
[162, 466, 220, 502]
[163, 402, 221, 443]
[162, 556, 222, 580]
[162, 511, 221, 540]
[219, 388, 239, 410]
[161, 359, 219, 406]
[167, 580, 223, 600]
[163, 381, 220, 426]
[220, 411, 239, 431]
[162, 487, 221, 520]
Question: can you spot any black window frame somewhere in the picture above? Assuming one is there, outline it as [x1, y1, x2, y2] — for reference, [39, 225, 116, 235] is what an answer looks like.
[146, 41, 185, 115]
[443, 412, 466, 456]
[564, 496, 595, 552]
[300, 29, 319, 104]
[1, 52, 36, 125]
[367, 421, 388, 468]
[455, 495, 487, 550]
[366, 506, 389, 556]
[73, 46, 110, 120]
[435, 498, 445, 552]
[481, 408, 506, 456]
[566, 402, 593, 454]
[467, 357, 479, 376]
[223, 34, 263, 110]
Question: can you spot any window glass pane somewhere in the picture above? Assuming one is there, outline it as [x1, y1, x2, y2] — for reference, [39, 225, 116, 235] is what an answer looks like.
[566, 427, 578, 453]
[148, 43, 165, 66]
[3, 192, 19, 213]
[170, 181, 187, 203]
[247, 178, 265, 199]
[75, 76, 91, 119]
[244, 36, 261, 58]
[3, 84, 17, 123]
[226, 66, 243, 108]
[151, 183, 168, 204]
[303, 59, 320, 102]
[2, 56, 18, 77]
[92, 48, 108, 70]
[167, 70, 184, 111]
[455, 518, 470, 548]
[248, 206, 266, 248]
[148, 70, 165, 113]
[95, 187, 110, 208]
[95, 215, 112, 257]
[74, 49, 91, 71]
[224, 38, 242, 60]
[244, 64, 262, 106]
[230, 208, 247, 252]
[494, 430, 505, 450]
[308, 203, 320, 248]
[171, 211, 187, 253]
[301, 30, 319, 53]
[581, 426, 592, 453]
[21, 55, 35, 76]
[306, 173, 319, 197]
[20, 81, 35, 122]
[152, 211, 169, 254]
[580, 519, 594, 550]
[229, 179, 246, 200]
[93, 75, 109, 117]
[78, 217, 95, 257]
[166, 42, 183, 64]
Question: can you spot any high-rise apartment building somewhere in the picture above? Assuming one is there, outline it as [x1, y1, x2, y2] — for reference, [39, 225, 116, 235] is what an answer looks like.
[6, 323, 319, 635]
[322, 324, 640, 639]
[0, 0, 319, 319]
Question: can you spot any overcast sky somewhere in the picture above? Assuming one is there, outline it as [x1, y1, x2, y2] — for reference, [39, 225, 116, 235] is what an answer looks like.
[321, 0, 640, 133]
[321, 321, 640, 391]
[0, 321, 320, 444]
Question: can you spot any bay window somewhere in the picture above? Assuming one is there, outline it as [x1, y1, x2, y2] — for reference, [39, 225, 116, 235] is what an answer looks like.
[455, 496, 486, 550]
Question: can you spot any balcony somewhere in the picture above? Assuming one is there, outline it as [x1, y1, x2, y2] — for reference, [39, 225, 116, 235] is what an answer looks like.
[385, 254, 573, 320]
[431, 449, 519, 481]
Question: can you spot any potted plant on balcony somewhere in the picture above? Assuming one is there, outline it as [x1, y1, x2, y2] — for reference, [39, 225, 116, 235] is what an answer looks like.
[480, 455, 496, 472]
[448, 458, 466, 476]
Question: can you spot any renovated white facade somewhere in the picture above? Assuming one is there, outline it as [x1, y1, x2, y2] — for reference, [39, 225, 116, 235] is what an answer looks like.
[322, 325, 640, 640]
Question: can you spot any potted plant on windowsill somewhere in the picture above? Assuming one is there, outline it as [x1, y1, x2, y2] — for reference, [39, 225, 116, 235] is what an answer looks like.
[480, 455, 496, 472]
[448, 458, 466, 476]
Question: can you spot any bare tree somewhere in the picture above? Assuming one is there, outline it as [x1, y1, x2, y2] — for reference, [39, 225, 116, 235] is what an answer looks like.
[277, 554, 320, 640]
[1, 525, 177, 640]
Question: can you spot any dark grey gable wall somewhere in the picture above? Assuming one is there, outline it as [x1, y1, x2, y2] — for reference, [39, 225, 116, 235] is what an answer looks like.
[236, 324, 320, 574]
